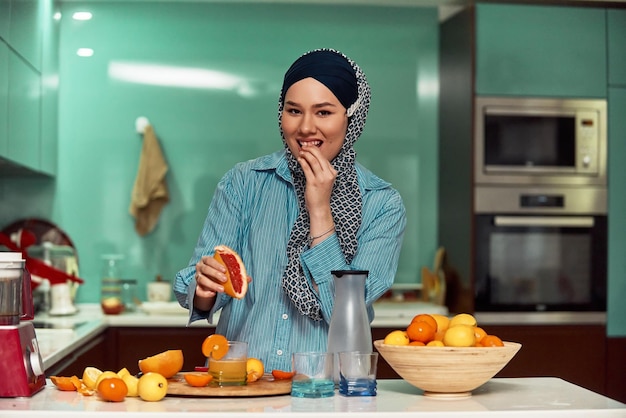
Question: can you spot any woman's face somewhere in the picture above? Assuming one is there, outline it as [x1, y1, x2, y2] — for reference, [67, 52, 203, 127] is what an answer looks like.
[281, 77, 349, 162]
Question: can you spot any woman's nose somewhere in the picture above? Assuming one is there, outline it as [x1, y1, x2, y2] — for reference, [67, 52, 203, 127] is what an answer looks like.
[298, 113, 316, 134]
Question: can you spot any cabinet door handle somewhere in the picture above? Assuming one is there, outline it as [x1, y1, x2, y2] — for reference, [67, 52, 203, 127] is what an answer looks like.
[494, 216, 594, 228]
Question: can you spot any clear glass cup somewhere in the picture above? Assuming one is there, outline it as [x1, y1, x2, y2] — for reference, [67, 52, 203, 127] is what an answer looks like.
[100, 254, 125, 315]
[208, 341, 248, 386]
[291, 352, 335, 398]
[338, 351, 378, 396]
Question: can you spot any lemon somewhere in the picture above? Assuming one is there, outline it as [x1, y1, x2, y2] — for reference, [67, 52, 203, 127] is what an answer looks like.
[246, 358, 264, 383]
[426, 340, 445, 347]
[443, 324, 476, 347]
[449, 313, 477, 328]
[122, 374, 140, 397]
[138, 372, 168, 402]
[95, 371, 119, 390]
[117, 367, 131, 379]
[383, 330, 410, 346]
[82, 366, 103, 390]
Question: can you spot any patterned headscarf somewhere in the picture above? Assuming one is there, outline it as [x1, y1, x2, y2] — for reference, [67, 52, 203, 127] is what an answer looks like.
[278, 48, 371, 321]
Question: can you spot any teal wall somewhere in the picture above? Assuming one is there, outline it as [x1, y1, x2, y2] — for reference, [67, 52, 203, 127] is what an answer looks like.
[0, 2, 439, 302]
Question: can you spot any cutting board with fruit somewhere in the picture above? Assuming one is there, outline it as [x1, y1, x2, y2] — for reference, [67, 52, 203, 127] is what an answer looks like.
[167, 373, 292, 397]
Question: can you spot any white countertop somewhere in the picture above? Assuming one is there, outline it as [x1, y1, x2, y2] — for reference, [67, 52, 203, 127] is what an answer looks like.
[1, 378, 624, 417]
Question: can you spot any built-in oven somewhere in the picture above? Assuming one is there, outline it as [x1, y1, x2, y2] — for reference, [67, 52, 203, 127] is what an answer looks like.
[474, 187, 607, 312]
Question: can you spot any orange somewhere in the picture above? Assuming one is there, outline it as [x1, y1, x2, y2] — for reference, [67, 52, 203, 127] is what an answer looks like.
[184, 373, 213, 387]
[383, 330, 410, 346]
[271, 370, 295, 380]
[50, 376, 80, 391]
[481, 335, 505, 347]
[406, 321, 436, 344]
[411, 314, 438, 332]
[473, 326, 487, 345]
[408, 340, 425, 346]
[246, 358, 264, 383]
[97, 377, 128, 402]
[201, 334, 229, 360]
[138, 349, 184, 378]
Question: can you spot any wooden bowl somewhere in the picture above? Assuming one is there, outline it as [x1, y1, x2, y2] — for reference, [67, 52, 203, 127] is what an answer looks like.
[374, 339, 522, 398]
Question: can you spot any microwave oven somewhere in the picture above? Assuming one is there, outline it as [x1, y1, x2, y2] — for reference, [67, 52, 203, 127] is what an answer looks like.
[474, 97, 607, 187]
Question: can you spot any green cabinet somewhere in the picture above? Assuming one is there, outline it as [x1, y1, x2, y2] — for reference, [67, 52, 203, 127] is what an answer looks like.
[0, 42, 8, 158]
[0, 2, 9, 42]
[608, 87, 626, 337]
[608, 10, 626, 87]
[476, 4, 607, 98]
[7, 52, 40, 170]
[0, 0, 57, 176]
[8, 0, 43, 71]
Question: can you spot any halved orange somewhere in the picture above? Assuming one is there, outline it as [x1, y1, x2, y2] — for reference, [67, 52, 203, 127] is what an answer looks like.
[138, 349, 184, 378]
[184, 373, 213, 387]
[271, 370, 295, 380]
[201, 334, 229, 360]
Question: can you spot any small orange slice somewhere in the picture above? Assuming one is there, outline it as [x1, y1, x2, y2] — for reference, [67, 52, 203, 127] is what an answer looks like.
[184, 373, 213, 387]
[50, 376, 80, 391]
[201, 334, 229, 360]
[271, 370, 295, 380]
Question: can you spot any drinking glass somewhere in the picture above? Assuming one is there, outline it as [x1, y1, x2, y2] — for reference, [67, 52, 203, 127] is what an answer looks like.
[338, 351, 378, 396]
[208, 341, 248, 386]
[291, 352, 335, 398]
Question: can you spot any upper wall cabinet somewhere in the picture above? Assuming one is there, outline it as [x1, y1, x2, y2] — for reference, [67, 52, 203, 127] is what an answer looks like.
[475, 4, 607, 98]
[608, 9, 626, 87]
[0, 2, 10, 41]
[9, 0, 43, 71]
[0, 42, 8, 158]
[0, 0, 57, 176]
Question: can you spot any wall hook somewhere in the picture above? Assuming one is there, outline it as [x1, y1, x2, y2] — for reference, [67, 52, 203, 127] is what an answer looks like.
[135, 116, 150, 134]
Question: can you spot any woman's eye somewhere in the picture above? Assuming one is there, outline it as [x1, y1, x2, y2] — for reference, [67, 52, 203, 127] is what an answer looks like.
[285, 108, 301, 115]
[317, 110, 332, 116]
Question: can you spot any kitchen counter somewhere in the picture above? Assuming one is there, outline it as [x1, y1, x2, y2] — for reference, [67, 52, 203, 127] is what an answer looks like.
[32, 302, 448, 373]
[1, 377, 624, 417]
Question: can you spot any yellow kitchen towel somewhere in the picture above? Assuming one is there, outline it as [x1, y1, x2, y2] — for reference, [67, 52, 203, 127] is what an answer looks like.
[129, 124, 169, 236]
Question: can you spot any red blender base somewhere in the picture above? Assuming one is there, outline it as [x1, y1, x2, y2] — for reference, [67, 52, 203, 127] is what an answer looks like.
[0, 322, 46, 397]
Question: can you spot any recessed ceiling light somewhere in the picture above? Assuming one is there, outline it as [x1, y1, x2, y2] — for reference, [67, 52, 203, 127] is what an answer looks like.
[76, 48, 94, 57]
[72, 11, 92, 21]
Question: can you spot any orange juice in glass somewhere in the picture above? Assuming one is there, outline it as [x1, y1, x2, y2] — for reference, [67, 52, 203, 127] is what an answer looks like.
[208, 341, 247, 386]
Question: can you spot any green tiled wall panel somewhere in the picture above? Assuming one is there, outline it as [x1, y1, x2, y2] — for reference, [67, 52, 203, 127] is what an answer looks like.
[608, 9, 626, 87]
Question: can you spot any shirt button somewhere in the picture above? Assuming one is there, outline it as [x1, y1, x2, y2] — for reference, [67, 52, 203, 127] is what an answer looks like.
[282, 313, 288, 320]
[277, 349, 283, 356]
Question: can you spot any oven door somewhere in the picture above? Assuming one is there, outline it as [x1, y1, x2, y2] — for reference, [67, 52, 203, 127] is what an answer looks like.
[474, 214, 607, 312]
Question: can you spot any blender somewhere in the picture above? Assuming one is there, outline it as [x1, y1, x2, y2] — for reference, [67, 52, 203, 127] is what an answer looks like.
[0, 252, 46, 397]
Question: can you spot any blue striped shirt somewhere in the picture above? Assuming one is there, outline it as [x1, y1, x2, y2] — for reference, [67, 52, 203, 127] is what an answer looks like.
[174, 150, 406, 371]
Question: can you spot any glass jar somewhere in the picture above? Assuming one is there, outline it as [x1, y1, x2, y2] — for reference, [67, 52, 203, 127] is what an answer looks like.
[120, 279, 138, 312]
[100, 254, 125, 315]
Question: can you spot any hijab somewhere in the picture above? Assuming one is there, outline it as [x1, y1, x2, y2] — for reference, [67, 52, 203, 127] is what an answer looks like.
[278, 48, 371, 321]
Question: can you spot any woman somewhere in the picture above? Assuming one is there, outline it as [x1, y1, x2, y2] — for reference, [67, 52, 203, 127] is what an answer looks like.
[174, 48, 406, 371]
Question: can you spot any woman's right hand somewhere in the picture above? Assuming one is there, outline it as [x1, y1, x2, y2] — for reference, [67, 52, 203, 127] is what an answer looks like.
[193, 255, 227, 311]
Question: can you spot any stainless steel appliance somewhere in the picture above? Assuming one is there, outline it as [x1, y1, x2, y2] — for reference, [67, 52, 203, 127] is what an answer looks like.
[474, 97, 607, 187]
[0, 252, 46, 397]
[474, 188, 607, 312]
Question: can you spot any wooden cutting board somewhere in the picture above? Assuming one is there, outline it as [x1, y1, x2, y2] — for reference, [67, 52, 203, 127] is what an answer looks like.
[167, 372, 292, 397]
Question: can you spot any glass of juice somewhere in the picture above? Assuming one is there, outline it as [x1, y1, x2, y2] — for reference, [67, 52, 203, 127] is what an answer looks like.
[208, 341, 248, 386]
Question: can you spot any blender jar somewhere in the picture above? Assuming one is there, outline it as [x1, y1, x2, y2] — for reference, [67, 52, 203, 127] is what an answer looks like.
[100, 254, 124, 315]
